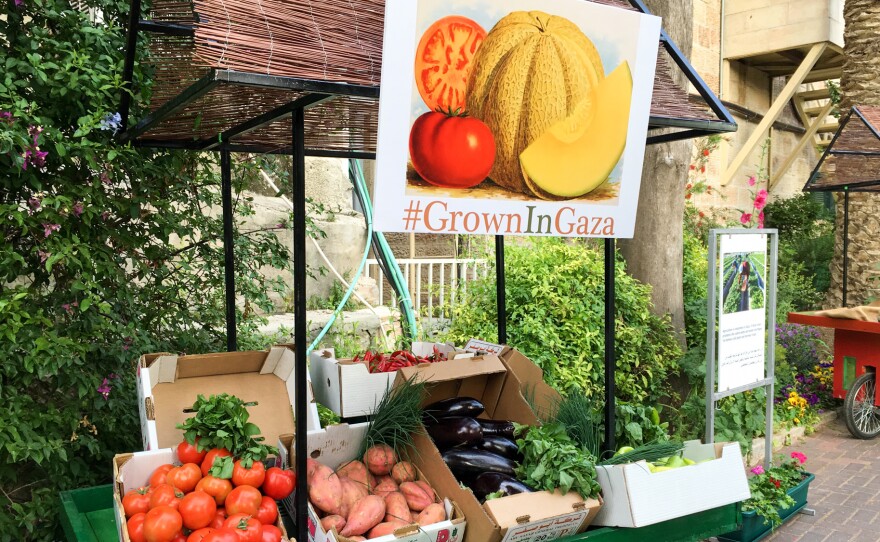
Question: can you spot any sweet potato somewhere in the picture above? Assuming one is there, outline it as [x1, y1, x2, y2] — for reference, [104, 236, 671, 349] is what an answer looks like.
[411, 511, 420, 523]
[417, 503, 446, 526]
[366, 520, 408, 539]
[306, 457, 322, 482]
[383, 491, 410, 523]
[341, 494, 386, 537]
[309, 464, 344, 515]
[415, 480, 434, 497]
[337, 460, 370, 488]
[399, 481, 433, 512]
[320, 514, 346, 533]
[339, 476, 370, 519]
[363, 444, 397, 476]
[371, 475, 398, 498]
[390, 461, 416, 484]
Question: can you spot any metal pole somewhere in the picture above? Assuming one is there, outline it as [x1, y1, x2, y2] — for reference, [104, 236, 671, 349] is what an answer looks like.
[221, 150, 237, 352]
[603, 238, 616, 455]
[495, 235, 507, 344]
[843, 190, 850, 307]
[120, 0, 142, 133]
[292, 108, 309, 542]
[764, 232, 778, 468]
[705, 232, 719, 444]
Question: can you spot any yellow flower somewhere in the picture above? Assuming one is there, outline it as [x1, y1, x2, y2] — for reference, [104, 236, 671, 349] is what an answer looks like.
[794, 417, 800, 424]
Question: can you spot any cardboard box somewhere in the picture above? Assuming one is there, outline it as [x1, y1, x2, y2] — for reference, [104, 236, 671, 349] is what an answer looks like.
[137, 345, 320, 451]
[112, 449, 291, 542]
[286, 422, 467, 542]
[499, 347, 751, 529]
[309, 343, 468, 418]
[398, 355, 602, 542]
[592, 441, 751, 527]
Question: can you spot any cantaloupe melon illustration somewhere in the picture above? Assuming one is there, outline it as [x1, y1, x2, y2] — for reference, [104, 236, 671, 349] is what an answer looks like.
[466, 10, 633, 199]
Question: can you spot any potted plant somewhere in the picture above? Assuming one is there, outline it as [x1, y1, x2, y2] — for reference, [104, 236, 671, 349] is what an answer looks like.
[718, 451, 814, 542]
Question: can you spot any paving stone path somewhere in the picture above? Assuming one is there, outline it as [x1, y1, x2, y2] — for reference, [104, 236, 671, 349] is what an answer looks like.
[765, 415, 880, 542]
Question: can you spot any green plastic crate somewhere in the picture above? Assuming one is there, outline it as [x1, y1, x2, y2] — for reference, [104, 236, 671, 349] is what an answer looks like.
[59, 485, 117, 542]
[557, 503, 742, 542]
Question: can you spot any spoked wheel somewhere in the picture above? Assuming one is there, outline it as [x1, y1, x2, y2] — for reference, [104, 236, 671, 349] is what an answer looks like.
[844, 372, 880, 439]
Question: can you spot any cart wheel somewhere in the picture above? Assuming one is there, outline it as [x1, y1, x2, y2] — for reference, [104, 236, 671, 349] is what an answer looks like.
[844, 371, 880, 439]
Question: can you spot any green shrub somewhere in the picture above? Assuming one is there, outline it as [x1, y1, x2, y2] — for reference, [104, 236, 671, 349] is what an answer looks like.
[441, 237, 682, 404]
[0, 2, 290, 538]
[764, 193, 833, 295]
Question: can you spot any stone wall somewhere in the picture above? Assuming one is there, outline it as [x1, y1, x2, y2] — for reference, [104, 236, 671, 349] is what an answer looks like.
[825, 193, 880, 307]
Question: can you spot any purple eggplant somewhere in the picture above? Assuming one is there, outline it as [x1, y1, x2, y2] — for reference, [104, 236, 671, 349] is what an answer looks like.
[441, 449, 516, 482]
[423, 397, 485, 422]
[472, 472, 535, 501]
[476, 419, 516, 440]
[473, 436, 521, 461]
[427, 417, 483, 449]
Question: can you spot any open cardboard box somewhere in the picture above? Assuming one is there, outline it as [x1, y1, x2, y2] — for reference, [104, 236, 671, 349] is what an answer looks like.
[284, 423, 466, 542]
[112, 449, 291, 542]
[137, 345, 320, 451]
[398, 355, 602, 542]
[499, 347, 750, 528]
[309, 342, 470, 418]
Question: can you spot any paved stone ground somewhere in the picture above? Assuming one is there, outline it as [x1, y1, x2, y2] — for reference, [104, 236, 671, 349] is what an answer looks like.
[764, 415, 880, 542]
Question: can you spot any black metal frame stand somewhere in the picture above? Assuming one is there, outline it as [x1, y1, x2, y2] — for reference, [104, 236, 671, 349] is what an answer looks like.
[843, 190, 850, 307]
[221, 150, 237, 351]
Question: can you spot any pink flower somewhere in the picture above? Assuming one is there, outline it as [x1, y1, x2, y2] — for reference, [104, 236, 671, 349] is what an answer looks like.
[100, 172, 112, 186]
[13, 0, 23, 6]
[750, 465, 765, 475]
[62, 303, 73, 314]
[758, 211, 765, 229]
[37, 250, 49, 263]
[101, 211, 111, 220]
[72, 202, 84, 217]
[791, 452, 807, 464]
[748, 176, 756, 187]
[28, 196, 41, 212]
[753, 189, 769, 211]
[43, 223, 60, 238]
[97, 378, 111, 400]
[0, 111, 12, 123]
[740, 213, 752, 225]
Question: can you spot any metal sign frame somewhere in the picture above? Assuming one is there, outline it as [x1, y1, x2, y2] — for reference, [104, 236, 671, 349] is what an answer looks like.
[705, 228, 778, 468]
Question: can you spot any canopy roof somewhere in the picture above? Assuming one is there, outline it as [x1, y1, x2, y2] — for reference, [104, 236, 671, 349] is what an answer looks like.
[120, 0, 736, 155]
[804, 106, 880, 192]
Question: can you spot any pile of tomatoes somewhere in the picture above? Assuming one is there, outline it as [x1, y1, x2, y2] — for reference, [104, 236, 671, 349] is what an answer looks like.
[122, 440, 296, 542]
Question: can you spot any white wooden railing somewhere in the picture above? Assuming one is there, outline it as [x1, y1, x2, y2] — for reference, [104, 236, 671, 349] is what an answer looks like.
[365, 258, 490, 317]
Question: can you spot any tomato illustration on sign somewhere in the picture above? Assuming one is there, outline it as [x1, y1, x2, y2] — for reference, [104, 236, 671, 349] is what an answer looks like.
[414, 16, 486, 112]
[409, 109, 495, 189]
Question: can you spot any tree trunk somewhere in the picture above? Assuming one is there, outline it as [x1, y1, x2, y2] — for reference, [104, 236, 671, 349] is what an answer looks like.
[828, 0, 880, 306]
[619, 0, 694, 343]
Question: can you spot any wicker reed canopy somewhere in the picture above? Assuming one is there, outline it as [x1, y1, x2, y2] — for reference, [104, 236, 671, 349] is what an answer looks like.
[804, 106, 880, 193]
[120, 0, 735, 155]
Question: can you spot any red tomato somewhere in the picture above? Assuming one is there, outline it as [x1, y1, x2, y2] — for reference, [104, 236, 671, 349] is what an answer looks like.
[150, 464, 175, 487]
[201, 448, 233, 477]
[196, 475, 233, 506]
[202, 531, 239, 542]
[143, 506, 183, 542]
[255, 497, 277, 526]
[260, 525, 282, 542]
[167, 463, 202, 493]
[123, 487, 152, 518]
[231, 460, 265, 489]
[127, 512, 147, 542]
[186, 528, 215, 542]
[224, 486, 262, 517]
[261, 468, 294, 500]
[223, 514, 263, 542]
[170, 534, 187, 542]
[414, 16, 486, 112]
[178, 439, 207, 465]
[150, 484, 184, 510]
[409, 111, 496, 189]
[209, 508, 227, 530]
[179, 490, 218, 530]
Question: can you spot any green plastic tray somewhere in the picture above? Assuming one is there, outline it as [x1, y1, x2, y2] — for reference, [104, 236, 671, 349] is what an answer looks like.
[59, 485, 117, 542]
[558, 503, 742, 542]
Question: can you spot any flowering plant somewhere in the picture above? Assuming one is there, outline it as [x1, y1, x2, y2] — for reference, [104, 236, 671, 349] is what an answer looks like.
[742, 452, 808, 528]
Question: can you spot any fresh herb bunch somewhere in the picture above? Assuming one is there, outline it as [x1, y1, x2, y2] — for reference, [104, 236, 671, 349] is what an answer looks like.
[359, 374, 427, 457]
[514, 422, 601, 500]
[553, 393, 603, 457]
[177, 394, 278, 474]
[742, 452, 808, 528]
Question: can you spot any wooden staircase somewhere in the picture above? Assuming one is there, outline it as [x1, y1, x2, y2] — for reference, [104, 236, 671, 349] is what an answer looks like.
[794, 81, 840, 149]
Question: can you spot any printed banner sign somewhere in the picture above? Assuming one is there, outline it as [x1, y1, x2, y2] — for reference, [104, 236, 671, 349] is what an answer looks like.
[373, 0, 661, 238]
[717, 233, 768, 392]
